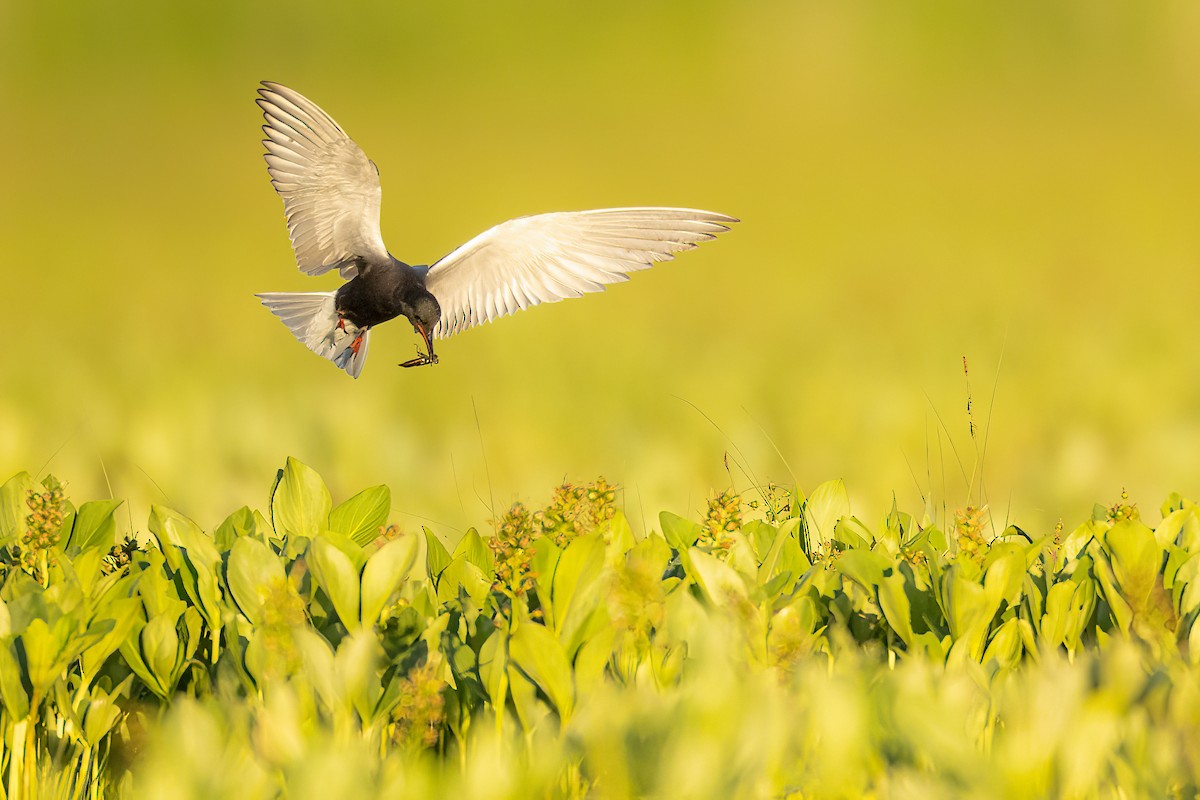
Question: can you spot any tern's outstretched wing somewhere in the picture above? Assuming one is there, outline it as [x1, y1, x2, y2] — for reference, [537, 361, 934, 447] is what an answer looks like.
[257, 82, 390, 279]
[424, 207, 736, 338]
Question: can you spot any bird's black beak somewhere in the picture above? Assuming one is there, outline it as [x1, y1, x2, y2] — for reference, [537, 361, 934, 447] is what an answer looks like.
[400, 322, 439, 368]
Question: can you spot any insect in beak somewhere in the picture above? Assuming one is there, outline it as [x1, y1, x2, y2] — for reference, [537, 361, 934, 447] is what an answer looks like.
[400, 322, 439, 368]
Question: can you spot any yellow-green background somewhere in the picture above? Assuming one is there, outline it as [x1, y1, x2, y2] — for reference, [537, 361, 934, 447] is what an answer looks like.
[3, 1, 1199, 538]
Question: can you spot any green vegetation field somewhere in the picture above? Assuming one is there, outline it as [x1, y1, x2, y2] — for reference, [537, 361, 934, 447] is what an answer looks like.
[2, 459, 1200, 798]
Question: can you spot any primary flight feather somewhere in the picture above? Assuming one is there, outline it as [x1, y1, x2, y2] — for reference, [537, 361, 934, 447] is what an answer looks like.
[255, 81, 737, 378]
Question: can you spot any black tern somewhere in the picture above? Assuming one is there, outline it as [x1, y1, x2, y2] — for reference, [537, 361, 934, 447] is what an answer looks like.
[255, 82, 737, 378]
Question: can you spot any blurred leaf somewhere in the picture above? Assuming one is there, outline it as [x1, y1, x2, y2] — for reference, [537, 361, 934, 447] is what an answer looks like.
[552, 534, 606, 657]
[360, 532, 420, 627]
[329, 485, 390, 546]
[510, 621, 574, 721]
[309, 534, 362, 628]
[227, 536, 287, 625]
[479, 627, 509, 715]
[0, 638, 30, 718]
[0, 471, 35, 546]
[688, 548, 752, 612]
[804, 480, 850, 551]
[272, 457, 332, 541]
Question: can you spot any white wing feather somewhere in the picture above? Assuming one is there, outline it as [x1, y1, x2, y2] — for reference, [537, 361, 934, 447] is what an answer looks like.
[425, 207, 736, 338]
[257, 82, 390, 279]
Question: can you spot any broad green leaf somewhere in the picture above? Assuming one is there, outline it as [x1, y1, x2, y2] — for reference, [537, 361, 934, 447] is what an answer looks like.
[688, 548, 752, 612]
[308, 534, 361, 628]
[659, 511, 701, 551]
[0, 471, 35, 546]
[149, 505, 223, 631]
[982, 617, 1022, 671]
[509, 621, 575, 721]
[227, 537, 287, 625]
[452, 528, 494, 574]
[82, 689, 126, 745]
[424, 528, 452, 582]
[435, 556, 491, 608]
[602, 511, 637, 566]
[834, 516, 872, 550]
[507, 662, 545, 733]
[0, 638, 30, 718]
[329, 485, 390, 546]
[551, 534, 606, 653]
[941, 568, 998, 661]
[878, 573, 914, 645]
[478, 627, 509, 714]
[271, 457, 332, 541]
[1104, 520, 1161, 612]
[360, 532, 420, 627]
[214, 506, 257, 551]
[67, 499, 123, 554]
[294, 628, 339, 713]
[80, 597, 141, 678]
[573, 625, 616, 694]
[803, 479, 850, 551]
[983, 544, 1026, 609]
[834, 549, 889, 592]
[141, 612, 182, 693]
[21, 616, 76, 698]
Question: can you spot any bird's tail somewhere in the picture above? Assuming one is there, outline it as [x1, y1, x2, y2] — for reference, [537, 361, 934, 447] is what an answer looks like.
[256, 291, 372, 378]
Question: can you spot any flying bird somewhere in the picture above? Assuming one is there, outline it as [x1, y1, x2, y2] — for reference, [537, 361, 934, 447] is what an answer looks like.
[255, 81, 737, 378]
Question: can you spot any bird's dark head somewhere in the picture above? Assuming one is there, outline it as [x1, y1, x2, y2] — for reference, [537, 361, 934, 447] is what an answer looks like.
[410, 291, 441, 334]
[405, 290, 442, 358]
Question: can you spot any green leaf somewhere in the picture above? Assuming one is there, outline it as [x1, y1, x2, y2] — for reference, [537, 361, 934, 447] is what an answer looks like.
[834, 549, 890, 592]
[0, 638, 30, 718]
[214, 506, 257, 551]
[329, 485, 390, 546]
[479, 627, 509, 714]
[0, 471, 35, 547]
[659, 511, 701, 551]
[424, 528, 452, 582]
[509, 621, 575, 721]
[140, 612, 182, 695]
[308, 534, 362, 628]
[803, 479, 850, 551]
[878, 573, 914, 645]
[1103, 520, 1161, 612]
[435, 555, 491, 607]
[551, 534, 607, 658]
[227, 537, 287, 625]
[360, 532, 420, 627]
[271, 457, 332, 541]
[982, 617, 1022, 671]
[148, 505, 223, 631]
[688, 548, 752, 612]
[20, 616, 75, 698]
[452, 528, 494, 574]
[67, 499, 123, 554]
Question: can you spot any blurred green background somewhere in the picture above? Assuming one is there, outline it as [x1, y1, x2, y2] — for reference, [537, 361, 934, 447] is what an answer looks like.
[2, 1, 1199, 538]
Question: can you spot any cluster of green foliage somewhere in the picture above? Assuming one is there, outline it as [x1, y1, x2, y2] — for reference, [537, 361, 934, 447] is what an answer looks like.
[1, 459, 1200, 798]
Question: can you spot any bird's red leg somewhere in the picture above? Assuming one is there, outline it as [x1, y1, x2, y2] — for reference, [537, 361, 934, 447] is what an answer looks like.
[337, 318, 347, 332]
[350, 331, 365, 356]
